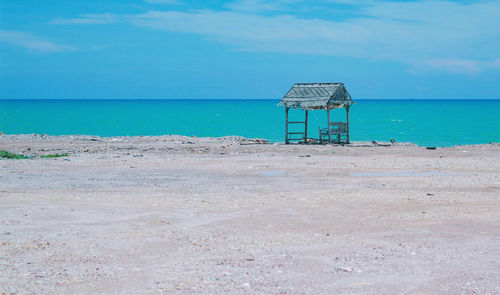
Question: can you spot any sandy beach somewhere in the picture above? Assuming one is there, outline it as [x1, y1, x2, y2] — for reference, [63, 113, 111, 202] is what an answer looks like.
[1, 134, 499, 294]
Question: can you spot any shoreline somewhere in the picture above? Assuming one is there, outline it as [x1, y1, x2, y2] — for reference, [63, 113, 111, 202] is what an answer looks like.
[1, 133, 498, 153]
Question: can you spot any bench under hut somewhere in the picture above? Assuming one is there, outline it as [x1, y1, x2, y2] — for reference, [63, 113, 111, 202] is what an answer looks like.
[278, 82, 354, 144]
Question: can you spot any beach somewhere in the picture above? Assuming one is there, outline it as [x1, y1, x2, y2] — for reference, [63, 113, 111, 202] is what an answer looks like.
[1, 134, 499, 294]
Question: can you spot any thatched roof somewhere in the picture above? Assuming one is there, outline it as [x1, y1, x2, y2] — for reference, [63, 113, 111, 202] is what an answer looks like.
[278, 83, 354, 110]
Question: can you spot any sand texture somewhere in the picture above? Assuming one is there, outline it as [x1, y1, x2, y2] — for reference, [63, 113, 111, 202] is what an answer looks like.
[1, 134, 499, 294]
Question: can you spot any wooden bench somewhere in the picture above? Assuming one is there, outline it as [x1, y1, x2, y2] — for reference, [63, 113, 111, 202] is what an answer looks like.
[319, 122, 348, 144]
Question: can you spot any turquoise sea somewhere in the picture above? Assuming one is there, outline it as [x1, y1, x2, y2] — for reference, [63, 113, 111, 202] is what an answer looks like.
[1, 99, 499, 147]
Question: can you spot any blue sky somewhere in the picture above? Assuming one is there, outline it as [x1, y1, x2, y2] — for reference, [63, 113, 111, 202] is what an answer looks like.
[0, 0, 499, 99]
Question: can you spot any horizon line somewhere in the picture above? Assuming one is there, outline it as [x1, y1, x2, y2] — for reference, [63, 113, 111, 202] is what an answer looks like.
[1, 98, 499, 101]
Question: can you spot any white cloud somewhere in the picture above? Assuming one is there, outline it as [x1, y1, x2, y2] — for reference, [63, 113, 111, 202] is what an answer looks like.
[0, 30, 75, 53]
[51, 13, 118, 25]
[128, 0, 500, 73]
[225, 0, 293, 12]
[46, 0, 500, 73]
[144, 0, 182, 4]
[412, 58, 500, 74]
[420, 59, 482, 74]
[492, 58, 500, 68]
[128, 10, 371, 54]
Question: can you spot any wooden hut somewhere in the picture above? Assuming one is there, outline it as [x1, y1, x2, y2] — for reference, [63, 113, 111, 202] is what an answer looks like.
[278, 82, 354, 144]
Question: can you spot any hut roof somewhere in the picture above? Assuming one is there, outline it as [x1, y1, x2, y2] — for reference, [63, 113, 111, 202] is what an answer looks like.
[278, 83, 354, 110]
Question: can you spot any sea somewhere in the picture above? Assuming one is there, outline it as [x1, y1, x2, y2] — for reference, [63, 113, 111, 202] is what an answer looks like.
[1, 99, 499, 147]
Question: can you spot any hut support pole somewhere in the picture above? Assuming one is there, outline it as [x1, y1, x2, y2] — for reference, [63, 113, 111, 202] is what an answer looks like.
[304, 110, 308, 142]
[327, 106, 331, 143]
[285, 107, 289, 144]
[346, 105, 350, 144]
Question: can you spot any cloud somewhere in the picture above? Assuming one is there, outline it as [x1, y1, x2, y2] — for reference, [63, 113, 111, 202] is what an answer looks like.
[420, 59, 482, 74]
[0, 30, 75, 53]
[225, 0, 294, 12]
[128, 10, 374, 55]
[47, 0, 500, 73]
[412, 58, 500, 74]
[144, 0, 182, 4]
[51, 13, 118, 25]
[128, 0, 500, 70]
[493, 58, 500, 68]
[147, 1, 499, 72]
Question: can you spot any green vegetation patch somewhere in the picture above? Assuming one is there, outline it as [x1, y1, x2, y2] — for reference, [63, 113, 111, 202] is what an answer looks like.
[40, 153, 69, 158]
[0, 150, 30, 159]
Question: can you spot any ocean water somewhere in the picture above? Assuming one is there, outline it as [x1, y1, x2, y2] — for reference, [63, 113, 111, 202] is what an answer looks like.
[0, 99, 499, 147]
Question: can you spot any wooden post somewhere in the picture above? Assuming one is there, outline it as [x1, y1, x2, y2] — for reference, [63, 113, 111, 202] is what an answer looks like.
[346, 105, 350, 144]
[285, 107, 289, 144]
[304, 110, 308, 142]
[327, 106, 331, 143]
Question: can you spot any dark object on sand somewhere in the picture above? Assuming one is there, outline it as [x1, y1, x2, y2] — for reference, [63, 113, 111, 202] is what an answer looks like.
[372, 140, 390, 147]
[390, 138, 395, 143]
[426, 147, 436, 150]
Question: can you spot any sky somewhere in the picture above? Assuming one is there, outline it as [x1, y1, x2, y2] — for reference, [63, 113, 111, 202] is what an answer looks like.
[0, 0, 499, 99]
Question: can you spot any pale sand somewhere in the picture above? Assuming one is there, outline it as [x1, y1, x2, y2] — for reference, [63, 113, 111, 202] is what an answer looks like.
[1, 134, 499, 294]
